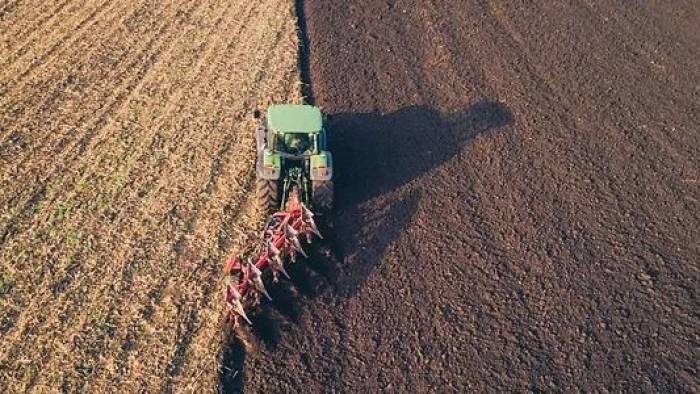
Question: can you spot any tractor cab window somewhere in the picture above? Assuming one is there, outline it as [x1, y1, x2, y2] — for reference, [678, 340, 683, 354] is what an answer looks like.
[279, 133, 311, 155]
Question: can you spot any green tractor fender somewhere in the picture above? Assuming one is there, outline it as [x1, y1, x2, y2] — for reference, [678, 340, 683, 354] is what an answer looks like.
[309, 151, 333, 181]
[256, 149, 281, 180]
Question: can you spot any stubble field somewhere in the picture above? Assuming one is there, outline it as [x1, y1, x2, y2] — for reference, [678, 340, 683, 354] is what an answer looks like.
[0, 0, 300, 391]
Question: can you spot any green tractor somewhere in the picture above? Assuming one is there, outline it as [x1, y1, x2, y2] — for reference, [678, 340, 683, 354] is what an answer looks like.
[254, 104, 334, 215]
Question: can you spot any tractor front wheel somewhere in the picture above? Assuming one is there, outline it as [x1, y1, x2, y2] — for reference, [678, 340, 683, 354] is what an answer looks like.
[312, 180, 333, 213]
[256, 178, 279, 215]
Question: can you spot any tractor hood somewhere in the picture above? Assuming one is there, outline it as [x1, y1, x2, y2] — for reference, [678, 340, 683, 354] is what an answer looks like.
[267, 104, 322, 134]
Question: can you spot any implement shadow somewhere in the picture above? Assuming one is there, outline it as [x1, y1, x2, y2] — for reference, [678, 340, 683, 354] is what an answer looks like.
[219, 101, 512, 393]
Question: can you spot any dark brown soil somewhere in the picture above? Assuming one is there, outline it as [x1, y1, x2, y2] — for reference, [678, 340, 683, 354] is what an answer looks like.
[228, 1, 699, 392]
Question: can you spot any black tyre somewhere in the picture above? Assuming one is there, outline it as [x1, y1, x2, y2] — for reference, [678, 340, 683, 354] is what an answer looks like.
[256, 178, 279, 215]
[312, 180, 334, 213]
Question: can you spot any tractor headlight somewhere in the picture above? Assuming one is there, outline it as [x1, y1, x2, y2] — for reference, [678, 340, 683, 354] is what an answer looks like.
[312, 166, 332, 180]
[264, 166, 277, 177]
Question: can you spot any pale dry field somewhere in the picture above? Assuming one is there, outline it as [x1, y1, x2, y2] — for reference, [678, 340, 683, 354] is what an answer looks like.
[0, 0, 300, 391]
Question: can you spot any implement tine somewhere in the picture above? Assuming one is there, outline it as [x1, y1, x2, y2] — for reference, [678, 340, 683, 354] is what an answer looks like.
[247, 260, 272, 301]
[224, 196, 326, 330]
[285, 225, 307, 257]
[226, 283, 251, 325]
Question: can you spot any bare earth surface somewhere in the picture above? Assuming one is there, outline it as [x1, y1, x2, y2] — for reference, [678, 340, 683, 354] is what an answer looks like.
[234, 1, 699, 392]
[0, 0, 300, 391]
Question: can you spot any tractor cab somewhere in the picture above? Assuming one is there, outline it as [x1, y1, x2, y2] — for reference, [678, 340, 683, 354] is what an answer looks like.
[279, 133, 311, 156]
[266, 104, 323, 157]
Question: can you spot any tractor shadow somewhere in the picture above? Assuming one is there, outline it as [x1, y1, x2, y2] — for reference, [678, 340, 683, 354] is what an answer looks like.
[329, 101, 512, 297]
[218, 101, 512, 393]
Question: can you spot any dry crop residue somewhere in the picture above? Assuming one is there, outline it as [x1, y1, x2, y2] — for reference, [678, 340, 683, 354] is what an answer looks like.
[0, 0, 300, 391]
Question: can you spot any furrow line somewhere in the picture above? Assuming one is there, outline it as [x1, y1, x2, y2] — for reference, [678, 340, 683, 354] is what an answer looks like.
[0, 0, 73, 61]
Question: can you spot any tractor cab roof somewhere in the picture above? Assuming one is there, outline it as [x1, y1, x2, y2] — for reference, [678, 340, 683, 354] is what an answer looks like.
[267, 104, 322, 134]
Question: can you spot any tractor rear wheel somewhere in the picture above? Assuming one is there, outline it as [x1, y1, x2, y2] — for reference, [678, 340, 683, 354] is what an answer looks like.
[256, 178, 279, 215]
[312, 180, 333, 213]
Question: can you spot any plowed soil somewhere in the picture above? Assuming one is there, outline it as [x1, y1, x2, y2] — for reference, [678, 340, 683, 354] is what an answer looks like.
[0, 0, 300, 391]
[234, 1, 699, 392]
